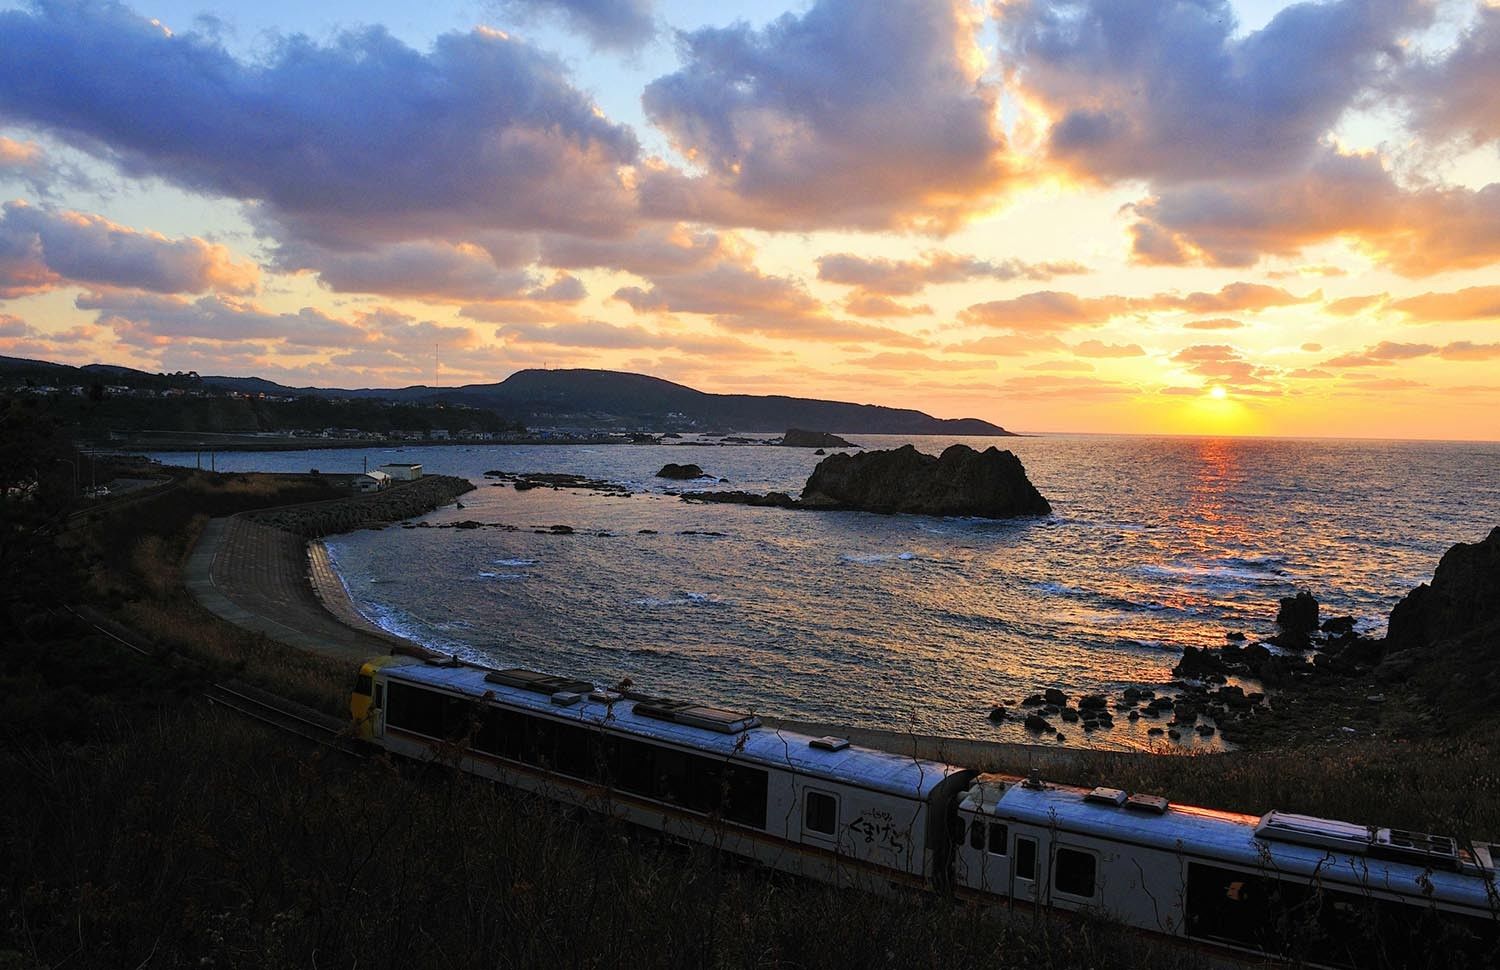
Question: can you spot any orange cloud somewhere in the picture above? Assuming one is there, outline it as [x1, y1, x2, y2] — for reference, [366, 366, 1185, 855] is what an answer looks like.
[1324, 294, 1388, 316]
[1389, 285, 1500, 323]
[1071, 340, 1144, 358]
[817, 250, 1087, 295]
[959, 283, 1315, 331]
[843, 294, 933, 318]
[1183, 318, 1243, 330]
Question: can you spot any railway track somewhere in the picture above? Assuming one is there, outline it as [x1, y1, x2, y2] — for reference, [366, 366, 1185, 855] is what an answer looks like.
[63, 604, 365, 756]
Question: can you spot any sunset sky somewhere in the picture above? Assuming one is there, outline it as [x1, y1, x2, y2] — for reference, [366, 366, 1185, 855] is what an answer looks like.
[1, 0, 1498, 439]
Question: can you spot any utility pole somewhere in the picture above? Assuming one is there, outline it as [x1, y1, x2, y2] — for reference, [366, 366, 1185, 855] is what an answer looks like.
[434, 343, 439, 388]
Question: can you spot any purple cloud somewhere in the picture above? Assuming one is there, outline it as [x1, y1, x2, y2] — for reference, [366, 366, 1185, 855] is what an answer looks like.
[639, 0, 1009, 232]
[0, 200, 256, 297]
[489, 0, 656, 52]
[1002, 0, 1430, 183]
[0, 2, 639, 247]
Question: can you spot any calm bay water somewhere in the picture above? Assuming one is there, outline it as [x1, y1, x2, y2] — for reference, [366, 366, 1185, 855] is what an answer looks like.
[157, 434, 1500, 750]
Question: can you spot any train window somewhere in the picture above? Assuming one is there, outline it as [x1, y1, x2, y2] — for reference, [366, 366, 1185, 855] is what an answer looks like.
[987, 823, 1008, 856]
[355, 673, 373, 696]
[386, 682, 447, 738]
[969, 819, 985, 851]
[722, 763, 768, 829]
[1014, 836, 1037, 881]
[374, 684, 384, 709]
[1053, 847, 1097, 898]
[804, 790, 838, 836]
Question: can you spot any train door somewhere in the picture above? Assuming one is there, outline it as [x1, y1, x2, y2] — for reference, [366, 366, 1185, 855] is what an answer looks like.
[1011, 832, 1043, 904]
[957, 813, 1011, 895]
[370, 678, 386, 736]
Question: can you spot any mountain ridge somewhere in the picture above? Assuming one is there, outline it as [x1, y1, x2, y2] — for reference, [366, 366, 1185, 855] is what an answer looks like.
[0, 357, 1015, 435]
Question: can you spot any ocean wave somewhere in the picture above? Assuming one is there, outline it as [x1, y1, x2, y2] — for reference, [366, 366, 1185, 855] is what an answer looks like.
[841, 551, 919, 565]
[631, 591, 731, 608]
[493, 558, 539, 567]
[477, 572, 528, 580]
[1135, 557, 1288, 589]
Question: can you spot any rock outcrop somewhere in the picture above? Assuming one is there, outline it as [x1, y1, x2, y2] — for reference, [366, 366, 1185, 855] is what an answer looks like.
[781, 429, 856, 449]
[1273, 590, 1319, 647]
[1385, 527, 1500, 654]
[799, 444, 1050, 518]
[1379, 527, 1500, 719]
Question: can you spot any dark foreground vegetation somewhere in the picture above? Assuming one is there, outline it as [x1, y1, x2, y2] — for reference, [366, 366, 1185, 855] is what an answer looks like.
[3, 394, 1498, 968]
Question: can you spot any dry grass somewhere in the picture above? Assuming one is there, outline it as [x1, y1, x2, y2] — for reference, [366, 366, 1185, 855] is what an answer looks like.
[0, 711, 1203, 970]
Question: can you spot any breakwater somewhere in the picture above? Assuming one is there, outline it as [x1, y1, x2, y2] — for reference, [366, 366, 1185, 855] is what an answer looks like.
[246, 475, 475, 538]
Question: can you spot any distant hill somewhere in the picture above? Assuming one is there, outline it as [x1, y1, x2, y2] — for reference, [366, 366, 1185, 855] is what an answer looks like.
[202, 368, 1014, 435]
[1, 357, 1014, 435]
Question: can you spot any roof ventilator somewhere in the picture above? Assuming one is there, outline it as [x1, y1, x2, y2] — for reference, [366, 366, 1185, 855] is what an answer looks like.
[1085, 787, 1128, 808]
[632, 697, 762, 734]
[484, 668, 594, 696]
[1125, 793, 1170, 815]
[1255, 811, 1461, 870]
[809, 736, 850, 752]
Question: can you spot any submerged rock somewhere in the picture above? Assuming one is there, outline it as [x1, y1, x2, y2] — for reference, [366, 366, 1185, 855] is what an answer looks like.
[656, 463, 706, 480]
[800, 444, 1051, 518]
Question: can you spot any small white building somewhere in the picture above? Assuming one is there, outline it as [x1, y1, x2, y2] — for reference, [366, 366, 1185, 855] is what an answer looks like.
[353, 470, 391, 492]
[378, 463, 422, 481]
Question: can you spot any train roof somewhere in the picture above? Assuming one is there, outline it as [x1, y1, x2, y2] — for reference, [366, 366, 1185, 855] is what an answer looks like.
[967, 776, 1499, 913]
[383, 660, 969, 801]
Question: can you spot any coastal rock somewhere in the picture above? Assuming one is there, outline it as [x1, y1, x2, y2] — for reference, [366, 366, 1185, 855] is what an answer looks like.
[656, 463, 706, 480]
[1381, 526, 1500, 718]
[1043, 687, 1068, 706]
[800, 444, 1051, 518]
[680, 490, 798, 509]
[1386, 526, 1500, 655]
[1275, 590, 1320, 647]
[1173, 646, 1229, 680]
[781, 429, 856, 449]
[988, 705, 1007, 722]
[1024, 713, 1051, 732]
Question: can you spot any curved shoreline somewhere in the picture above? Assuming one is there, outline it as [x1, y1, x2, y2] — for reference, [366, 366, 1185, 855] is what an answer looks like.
[188, 506, 1185, 772]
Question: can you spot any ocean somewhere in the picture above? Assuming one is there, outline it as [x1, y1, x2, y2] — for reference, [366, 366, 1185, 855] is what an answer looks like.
[155, 434, 1500, 750]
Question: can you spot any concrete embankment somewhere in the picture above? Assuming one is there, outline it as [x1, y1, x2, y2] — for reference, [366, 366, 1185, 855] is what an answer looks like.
[245, 475, 474, 537]
[187, 477, 474, 659]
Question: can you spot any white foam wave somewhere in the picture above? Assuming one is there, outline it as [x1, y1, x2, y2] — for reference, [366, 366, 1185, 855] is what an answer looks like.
[493, 558, 539, 567]
[841, 551, 919, 565]
[631, 591, 730, 608]
[477, 572, 527, 580]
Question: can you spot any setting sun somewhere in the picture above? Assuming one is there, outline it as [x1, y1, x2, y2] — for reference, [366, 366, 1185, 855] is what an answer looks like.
[1209, 386, 1228, 400]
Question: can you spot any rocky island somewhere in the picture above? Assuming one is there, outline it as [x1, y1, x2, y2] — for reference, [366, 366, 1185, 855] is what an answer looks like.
[684, 443, 1051, 519]
[780, 428, 856, 449]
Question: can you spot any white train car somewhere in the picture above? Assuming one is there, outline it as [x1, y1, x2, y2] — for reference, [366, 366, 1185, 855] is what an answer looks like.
[953, 773, 1500, 967]
[351, 655, 1498, 966]
[352, 657, 975, 895]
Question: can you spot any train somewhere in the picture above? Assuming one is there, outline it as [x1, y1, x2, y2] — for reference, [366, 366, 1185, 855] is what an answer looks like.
[351, 653, 1500, 967]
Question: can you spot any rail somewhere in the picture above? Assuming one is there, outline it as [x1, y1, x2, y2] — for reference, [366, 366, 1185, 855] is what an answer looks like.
[61, 604, 365, 757]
